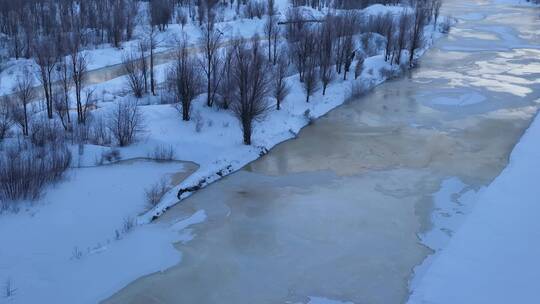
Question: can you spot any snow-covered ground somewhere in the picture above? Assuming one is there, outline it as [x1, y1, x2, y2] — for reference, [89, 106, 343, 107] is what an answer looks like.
[408, 110, 540, 303]
[0, 160, 205, 303]
[0, 3, 447, 304]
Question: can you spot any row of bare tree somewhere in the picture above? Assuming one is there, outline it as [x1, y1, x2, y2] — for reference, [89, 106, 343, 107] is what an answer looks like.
[119, 0, 444, 145]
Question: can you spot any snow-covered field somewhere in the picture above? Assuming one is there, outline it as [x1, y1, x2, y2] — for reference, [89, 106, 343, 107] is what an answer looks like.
[0, 160, 206, 303]
[0, 3, 447, 304]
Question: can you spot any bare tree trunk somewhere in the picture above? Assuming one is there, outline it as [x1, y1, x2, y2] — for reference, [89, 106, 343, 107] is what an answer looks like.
[199, 16, 223, 107]
[230, 38, 271, 145]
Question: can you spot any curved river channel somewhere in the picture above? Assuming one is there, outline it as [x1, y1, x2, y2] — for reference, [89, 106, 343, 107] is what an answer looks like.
[104, 0, 540, 303]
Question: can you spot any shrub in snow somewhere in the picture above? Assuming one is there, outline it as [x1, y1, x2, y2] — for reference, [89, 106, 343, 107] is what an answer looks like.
[304, 109, 315, 125]
[29, 117, 65, 148]
[122, 51, 146, 99]
[380, 66, 402, 80]
[122, 217, 135, 233]
[0, 98, 14, 141]
[347, 79, 374, 102]
[101, 148, 121, 163]
[88, 116, 113, 146]
[149, 144, 175, 162]
[243, 0, 266, 19]
[4, 278, 15, 298]
[0, 139, 71, 202]
[107, 100, 145, 147]
[71, 247, 83, 260]
[440, 16, 452, 34]
[145, 178, 169, 208]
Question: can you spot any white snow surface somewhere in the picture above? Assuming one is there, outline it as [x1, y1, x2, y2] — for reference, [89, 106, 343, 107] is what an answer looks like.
[408, 113, 540, 303]
[0, 160, 207, 304]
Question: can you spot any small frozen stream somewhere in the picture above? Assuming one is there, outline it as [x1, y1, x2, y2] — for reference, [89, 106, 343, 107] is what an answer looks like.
[104, 0, 540, 303]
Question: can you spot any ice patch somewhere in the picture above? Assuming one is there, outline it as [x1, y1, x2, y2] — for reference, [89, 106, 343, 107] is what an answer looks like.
[307, 296, 354, 304]
[430, 92, 486, 106]
[458, 12, 486, 21]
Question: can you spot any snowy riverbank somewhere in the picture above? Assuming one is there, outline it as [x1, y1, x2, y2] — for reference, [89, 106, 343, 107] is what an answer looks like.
[408, 109, 540, 303]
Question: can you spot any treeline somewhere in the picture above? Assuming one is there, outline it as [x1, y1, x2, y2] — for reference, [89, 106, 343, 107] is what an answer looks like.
[121, 0, 443, 144]
[290, 0, 402, 10]
[0, 0, 138, 59]
[0, 0, 440, 60]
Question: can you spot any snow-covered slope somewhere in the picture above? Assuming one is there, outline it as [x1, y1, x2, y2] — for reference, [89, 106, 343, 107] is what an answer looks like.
[408, 112, 540, 303]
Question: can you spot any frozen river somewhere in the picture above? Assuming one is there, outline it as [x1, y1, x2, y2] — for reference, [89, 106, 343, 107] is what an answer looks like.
[104, 0, 540, 303]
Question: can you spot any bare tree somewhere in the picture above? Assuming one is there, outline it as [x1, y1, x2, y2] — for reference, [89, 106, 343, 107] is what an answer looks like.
[333, 11, 359, 76]
[271, 18, 281, 65]
[354, 56, 364, 79]
[168, 38, 204, 121]
[34, 38, 58, 119]
[139, 41, 149, 94]
[79, 89, 95, 125]
[125, 0, 139, 40]
[395, 12, 411, 65]
[111, 0, 127, 48]
[14, 69, 35, 136]
[146, 26, 161, 96]
[433, 0, 443, 29]
[290, 25, 317, 82]
[57, 58, 72, 128]
[273, 54, 290, 110]
[264, 13, 279, 62]
[342, 34, 355, 80]
[53, 87, 70, 131]
[68, 36, 89, 124]
[198, 16, 224, 107]
[218, 46, 235, 109]
[122, 51, 146, 98]
[409, 4, 427, 67]
[303, 56, 319, 103]
[0, 96, 13, 140]
[267, 0, 277, 16]
[382, 12, 395, 62]
[150, 0, 173, 31]
[230, 38, 271, 145]
[107, 100, 145, 147]
[319, 16, 334, 95]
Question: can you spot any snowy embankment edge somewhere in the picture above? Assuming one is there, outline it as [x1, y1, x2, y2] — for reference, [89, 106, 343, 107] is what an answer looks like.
[139, 24, 449, 224]
[406, 111, 540, 302]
